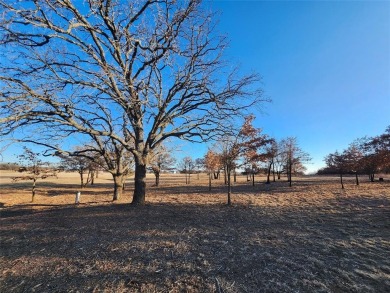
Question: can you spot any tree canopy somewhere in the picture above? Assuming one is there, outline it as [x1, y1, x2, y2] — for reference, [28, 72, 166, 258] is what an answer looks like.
[0, 0, 265, 204]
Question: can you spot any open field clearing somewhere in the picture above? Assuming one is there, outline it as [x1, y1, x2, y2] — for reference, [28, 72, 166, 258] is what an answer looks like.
[1, 171, 389, 292]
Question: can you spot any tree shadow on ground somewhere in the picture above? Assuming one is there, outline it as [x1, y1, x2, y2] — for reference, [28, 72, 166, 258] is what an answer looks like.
[1, 197, 389, 292]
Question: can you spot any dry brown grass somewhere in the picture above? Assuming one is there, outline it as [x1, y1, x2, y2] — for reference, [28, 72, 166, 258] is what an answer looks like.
[1, 171, 389, 292]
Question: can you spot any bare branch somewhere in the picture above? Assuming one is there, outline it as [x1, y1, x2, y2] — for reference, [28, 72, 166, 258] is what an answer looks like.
[0, 0, 266, 204]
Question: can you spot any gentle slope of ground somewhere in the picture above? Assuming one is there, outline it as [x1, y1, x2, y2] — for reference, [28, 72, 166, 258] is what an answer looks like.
[1, 172, 389, 292]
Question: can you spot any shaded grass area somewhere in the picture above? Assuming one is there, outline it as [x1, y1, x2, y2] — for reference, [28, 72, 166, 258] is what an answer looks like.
[1, 190, 389, 292]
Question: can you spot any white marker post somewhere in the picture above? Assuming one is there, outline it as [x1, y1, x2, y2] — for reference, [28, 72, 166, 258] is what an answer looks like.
[75, 191, 81, 204]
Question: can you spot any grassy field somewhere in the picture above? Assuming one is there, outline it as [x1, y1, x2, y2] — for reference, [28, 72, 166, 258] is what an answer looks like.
[1, 171, 389, 292]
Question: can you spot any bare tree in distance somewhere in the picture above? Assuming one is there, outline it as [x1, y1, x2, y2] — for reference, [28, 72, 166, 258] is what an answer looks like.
[280, 137, 311, 187]
[149, 144, 176, 187]
[219, 115, 271, 205]
[274, 143, 285, 180]
[13, 147, 57, 202]
[243, 149, 260, 187]
[0, 0, 267, 205]
[265, 140, 278, 184]
[324, 150, 349, 189]
[179, 156, 195, 184]
[59, 149, 99, 189]
[195, 158, 204, 180]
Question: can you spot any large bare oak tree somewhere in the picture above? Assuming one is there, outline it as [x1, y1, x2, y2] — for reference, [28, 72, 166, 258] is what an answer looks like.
[0, 0, 264, 205]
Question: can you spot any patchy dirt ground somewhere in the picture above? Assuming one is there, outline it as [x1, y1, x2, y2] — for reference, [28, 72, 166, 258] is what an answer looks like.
[1, 171, 389, 292]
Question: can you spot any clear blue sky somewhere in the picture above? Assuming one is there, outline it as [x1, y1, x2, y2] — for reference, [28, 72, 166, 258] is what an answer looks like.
[196, 0, 389, 173]
[1, 0, 389, 174]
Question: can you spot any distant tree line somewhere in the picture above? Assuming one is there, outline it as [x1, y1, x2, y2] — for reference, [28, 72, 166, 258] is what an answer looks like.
[319, 126, 390, 188]
[0, 162, 20, 170]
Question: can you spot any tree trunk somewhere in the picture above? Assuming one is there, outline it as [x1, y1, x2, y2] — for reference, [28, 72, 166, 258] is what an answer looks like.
[132, 161, 147, 205]
[154, 171, 160, 187]
[252, 172, 255, 187]
[272, 163, 275, 182]
[86, 170, 92, 186]
[113, 173, 124, 201]
[90, 170, 95, 185]
[355, 172, 359, 186]
[370, 173, 375, 182]
[266, 162, 272, 184]
[209, 172, 212, 191]
[340, 173, 344, 189]
[79, 171, 84, 189]
[31, 177, 37, 203]
[289, 163, 292, 187]
[277, 171, 281, 180]
[233, 169, 236, 183]
[227, 168, 231, 206]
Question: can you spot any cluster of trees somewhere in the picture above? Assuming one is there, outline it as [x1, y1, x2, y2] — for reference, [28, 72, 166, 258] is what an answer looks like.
[202, 116, 311, 204]
[0, 0, 266, 205]
[320, 126, 390, 188]
[0, 1, 311, 206]
[11, 120, 312, 204]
